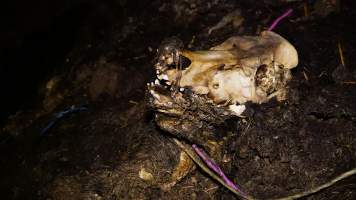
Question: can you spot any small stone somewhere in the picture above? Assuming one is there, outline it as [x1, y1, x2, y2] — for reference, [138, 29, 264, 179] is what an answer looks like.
[139, 168, 154, 181]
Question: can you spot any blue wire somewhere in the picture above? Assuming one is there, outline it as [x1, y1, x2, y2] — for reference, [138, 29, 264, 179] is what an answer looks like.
[40, 105, 88, 136]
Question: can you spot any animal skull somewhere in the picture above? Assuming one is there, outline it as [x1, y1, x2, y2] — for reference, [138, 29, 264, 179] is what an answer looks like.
[150, 31, 298, 116]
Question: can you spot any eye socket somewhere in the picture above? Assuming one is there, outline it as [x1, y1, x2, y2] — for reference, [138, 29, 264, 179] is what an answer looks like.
[212, 83, 219, 89]
[178, 55, 191, 70]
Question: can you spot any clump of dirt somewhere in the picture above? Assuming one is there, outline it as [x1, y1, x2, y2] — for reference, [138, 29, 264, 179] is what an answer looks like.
[1, 0, 356, 199]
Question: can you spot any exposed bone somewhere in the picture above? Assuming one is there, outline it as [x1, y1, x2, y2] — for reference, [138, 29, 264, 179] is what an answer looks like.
[157, 74, 169, 81]
[149, 89, 161, 101]
[228, 104, 246, 117]
[155, 31, 298, 105]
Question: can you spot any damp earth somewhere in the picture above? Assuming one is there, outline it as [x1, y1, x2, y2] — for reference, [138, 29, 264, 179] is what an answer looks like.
[1, 0, 356, 199]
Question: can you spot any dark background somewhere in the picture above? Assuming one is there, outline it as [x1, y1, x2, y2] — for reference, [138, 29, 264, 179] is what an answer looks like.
[0, 0, 127, 123]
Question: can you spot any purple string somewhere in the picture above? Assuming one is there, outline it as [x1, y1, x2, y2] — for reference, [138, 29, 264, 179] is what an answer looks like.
[268, 8, 293, 31]
[192, 144, 247, 198]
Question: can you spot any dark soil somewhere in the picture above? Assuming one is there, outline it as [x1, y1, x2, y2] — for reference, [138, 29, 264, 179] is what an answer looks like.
[1, 0, 356, 199]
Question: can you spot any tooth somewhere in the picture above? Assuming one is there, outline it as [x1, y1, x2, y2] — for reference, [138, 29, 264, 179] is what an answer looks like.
[149, 90, 161, 101]
[154, 79, 160, 85]
[179, 87, 185, 92]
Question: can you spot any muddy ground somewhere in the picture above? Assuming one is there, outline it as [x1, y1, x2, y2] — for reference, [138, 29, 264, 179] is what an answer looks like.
[1, 0, 356, 199]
